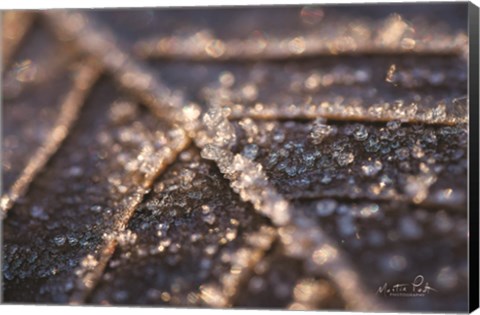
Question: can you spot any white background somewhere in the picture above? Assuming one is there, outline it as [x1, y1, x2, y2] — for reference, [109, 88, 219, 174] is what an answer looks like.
[1, 0, 479, 314]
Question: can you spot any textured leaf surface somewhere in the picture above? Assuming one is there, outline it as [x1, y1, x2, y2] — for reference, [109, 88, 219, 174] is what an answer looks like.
[1, 4, 470, 312]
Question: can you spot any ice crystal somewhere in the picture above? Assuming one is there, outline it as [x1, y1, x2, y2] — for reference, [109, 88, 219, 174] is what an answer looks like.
[336, 152, 354, 166]
[310, 118, 336, 145]
[361, 160, 383, 177]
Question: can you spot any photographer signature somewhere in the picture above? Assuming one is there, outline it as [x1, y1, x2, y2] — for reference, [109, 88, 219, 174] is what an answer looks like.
[377, 275, 438, 297]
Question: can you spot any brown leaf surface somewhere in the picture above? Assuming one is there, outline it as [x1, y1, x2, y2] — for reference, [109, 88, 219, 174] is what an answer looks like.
[1, 4, 470, 312]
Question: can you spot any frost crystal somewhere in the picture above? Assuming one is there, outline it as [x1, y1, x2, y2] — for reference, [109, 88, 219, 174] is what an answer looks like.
[336, 152, 354, 166]
[310, 118, 336, 144]
[361, 160, 383, 176]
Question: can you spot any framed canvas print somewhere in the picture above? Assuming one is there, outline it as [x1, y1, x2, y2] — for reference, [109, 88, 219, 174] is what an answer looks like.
[1, 1, 479, 313]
